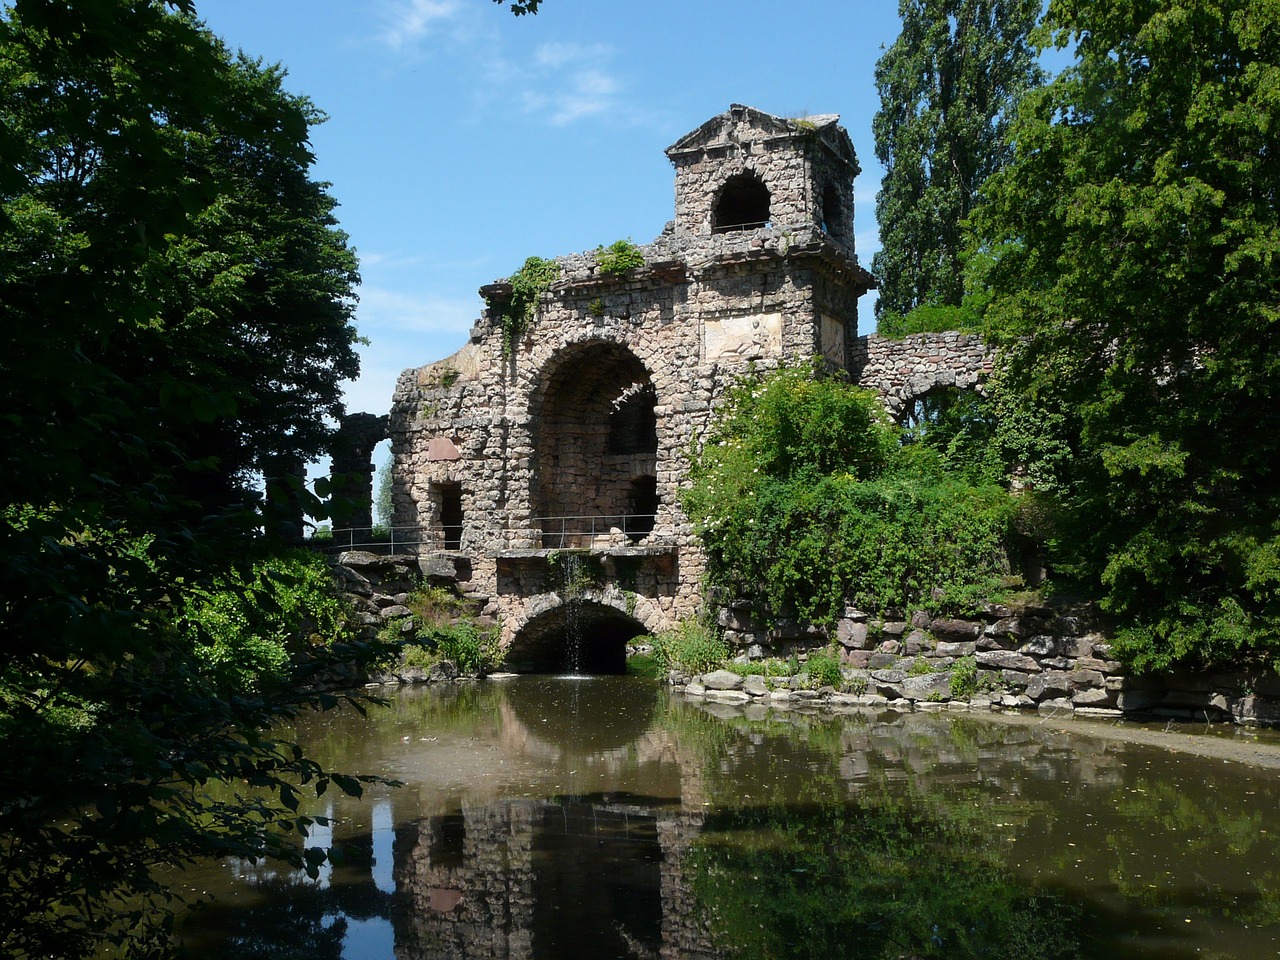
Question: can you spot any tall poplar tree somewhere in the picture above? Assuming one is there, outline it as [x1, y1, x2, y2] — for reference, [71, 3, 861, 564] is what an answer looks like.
[872, 0, 1042, 333]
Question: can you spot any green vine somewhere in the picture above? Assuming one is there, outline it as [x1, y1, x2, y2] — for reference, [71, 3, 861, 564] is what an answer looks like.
[595, 238, 645, 276]
[491, 256, 560, 356]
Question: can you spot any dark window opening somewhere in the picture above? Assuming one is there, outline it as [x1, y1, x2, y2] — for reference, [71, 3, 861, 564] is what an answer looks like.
[712, 173, 771, 233]
[821, 182, 842, 236]
[627, 476, 658, 543]
[427, 812, 467, 869]
[439, 482, 463, 550]
[608, 385, 658, 455]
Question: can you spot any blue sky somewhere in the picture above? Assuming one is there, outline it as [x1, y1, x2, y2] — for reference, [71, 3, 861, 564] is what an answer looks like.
[198, 0, 910, 424]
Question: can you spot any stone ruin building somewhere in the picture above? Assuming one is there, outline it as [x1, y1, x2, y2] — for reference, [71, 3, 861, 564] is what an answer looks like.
[388, 104, 991, 672]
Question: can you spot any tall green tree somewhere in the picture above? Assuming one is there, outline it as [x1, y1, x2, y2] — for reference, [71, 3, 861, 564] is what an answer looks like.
[0, 1, 374, 955]
[978, 0, 1280, 672]
[872, 0, 1042, 333]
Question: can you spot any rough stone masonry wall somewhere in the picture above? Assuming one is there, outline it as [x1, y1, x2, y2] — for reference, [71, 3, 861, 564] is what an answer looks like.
[850, 330, 994, 421]
[685, 599, 1280, 727]
[390, 224, 865, 646]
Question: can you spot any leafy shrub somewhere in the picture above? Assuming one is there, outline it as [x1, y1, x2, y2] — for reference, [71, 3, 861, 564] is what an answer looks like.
[907, 656, 935, 677]
[725, 658, 794, 678]
[180, 548, 352, 694]
[651, 621, 729, 674]
[595, 238, 645, 275]
[684, 360, 1015, 626]
[407, 584, 470, 626]
[805, 648, 844, 689]
[424, 621, 502, 675]
[949, 655, 980, 699]
[399, 643, 440, 671]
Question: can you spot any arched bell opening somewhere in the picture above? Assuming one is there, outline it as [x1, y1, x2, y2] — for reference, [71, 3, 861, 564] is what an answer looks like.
[504, 601, 649, 675]
[712, 172, 771, 233]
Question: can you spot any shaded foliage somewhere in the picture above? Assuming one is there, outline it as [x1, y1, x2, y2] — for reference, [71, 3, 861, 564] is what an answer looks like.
[0, 1, 382, 955]
[977, 0, 1280, 671]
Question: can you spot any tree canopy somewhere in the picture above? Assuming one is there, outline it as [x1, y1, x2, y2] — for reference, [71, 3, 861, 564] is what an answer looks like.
[872, 0, 1042, 335]
[0, 1, 379, 954]
[978, 0, 1280, 671]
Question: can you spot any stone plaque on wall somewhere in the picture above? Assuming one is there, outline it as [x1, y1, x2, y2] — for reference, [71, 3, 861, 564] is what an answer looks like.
[821, 313, 846, 367]
[703, 312, 782, 362]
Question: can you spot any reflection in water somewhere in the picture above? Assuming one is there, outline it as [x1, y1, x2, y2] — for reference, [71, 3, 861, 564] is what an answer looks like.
[178, 678, 1280, 960]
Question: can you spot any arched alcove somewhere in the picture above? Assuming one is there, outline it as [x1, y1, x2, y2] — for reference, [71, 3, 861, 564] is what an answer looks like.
[530, 341, 658, 545]
[712, 172, 771, 233]
[897, 385, 995, 458]
[504, 600, 649, 674]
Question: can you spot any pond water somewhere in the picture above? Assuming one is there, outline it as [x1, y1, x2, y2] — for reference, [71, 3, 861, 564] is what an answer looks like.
[177, 677, 1280, 960]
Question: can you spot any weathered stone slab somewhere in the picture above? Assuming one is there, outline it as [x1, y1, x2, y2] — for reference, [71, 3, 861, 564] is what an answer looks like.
[977, 650, 1042, 672]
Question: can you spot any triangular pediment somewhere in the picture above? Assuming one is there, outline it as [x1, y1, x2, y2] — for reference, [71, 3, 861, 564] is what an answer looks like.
[666, 104, 855, 167]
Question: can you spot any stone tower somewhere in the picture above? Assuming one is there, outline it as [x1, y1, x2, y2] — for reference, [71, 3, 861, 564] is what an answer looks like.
[389, 104, 880, 670]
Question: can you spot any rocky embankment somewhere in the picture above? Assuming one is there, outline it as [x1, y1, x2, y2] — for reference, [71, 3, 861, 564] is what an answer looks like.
[687, 601, 1280, 727]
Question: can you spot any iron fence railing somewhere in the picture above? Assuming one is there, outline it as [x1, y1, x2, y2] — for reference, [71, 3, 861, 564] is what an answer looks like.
[310, 513, 660, 556]
[528, 514, 657, 550]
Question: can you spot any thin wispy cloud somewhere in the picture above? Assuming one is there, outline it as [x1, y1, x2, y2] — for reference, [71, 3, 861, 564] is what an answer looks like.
[523, 42, 622, 126]
[356, 286, 480, 335]
[378, 0, 461, 51]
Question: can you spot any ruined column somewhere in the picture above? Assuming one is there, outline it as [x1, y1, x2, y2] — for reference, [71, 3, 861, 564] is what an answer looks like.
[329, 412, 390, 542]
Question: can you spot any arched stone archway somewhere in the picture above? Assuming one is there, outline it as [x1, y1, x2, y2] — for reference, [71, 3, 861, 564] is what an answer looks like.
[503, 596, 654, 674]
[712, 170, 771, 233]
[528, 341, 659, 546]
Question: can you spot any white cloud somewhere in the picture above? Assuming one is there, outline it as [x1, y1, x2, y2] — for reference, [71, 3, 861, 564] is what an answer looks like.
[356, 285, 479, 335]
[534, 41, 611, 70]
[518, 41, 626, 127]
[378, 0, 461, 50]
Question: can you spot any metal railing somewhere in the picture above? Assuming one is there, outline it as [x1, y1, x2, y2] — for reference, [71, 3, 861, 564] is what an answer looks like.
[308, 524, 427, 556]
[529, 514, 657, 550]
[310, 514, 660, 556]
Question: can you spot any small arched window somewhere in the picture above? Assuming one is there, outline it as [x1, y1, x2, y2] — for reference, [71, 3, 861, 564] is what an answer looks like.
[712, 173, 771, 233]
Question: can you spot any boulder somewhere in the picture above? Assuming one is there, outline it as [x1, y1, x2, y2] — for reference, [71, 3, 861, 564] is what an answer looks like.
[703, 669, 745, 691]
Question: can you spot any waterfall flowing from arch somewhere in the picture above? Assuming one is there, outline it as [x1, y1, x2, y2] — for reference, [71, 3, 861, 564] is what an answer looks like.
[558, 552, 586, 676]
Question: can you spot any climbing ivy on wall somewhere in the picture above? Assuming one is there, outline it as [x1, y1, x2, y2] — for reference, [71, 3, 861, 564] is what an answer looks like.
[491, 255, 560, 356]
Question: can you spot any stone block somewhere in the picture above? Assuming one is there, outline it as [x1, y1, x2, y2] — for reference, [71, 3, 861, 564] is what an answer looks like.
[1019, 635, 1059, 657]
[1037, 697, 1074, 715]
[929, 618, 980, 640]
[1117, 689, 1161, 712]
[903, 673, 952, 702]
[977, 650, 1041, 672]
[1228, 696, 1280, 727]
[842, 649, 873, 669]
[742, 675, 769, 697]
[1068, 668, 1104, 689]
[1025, 671, 1071, 701]
[1071, 687, 1116, 707]
[836, 618, 869, 649]
[868, 652, 900, 670]
[935, 640, 975, 658]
